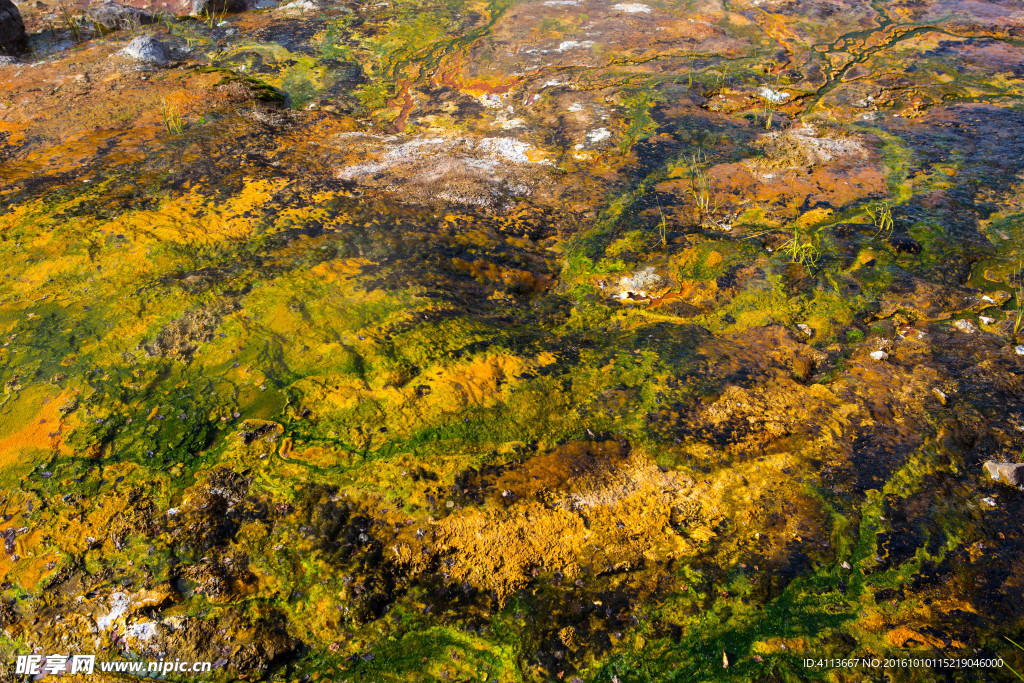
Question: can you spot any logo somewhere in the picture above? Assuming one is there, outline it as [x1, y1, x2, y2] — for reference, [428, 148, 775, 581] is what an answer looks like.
[15, 654, 95, 675]
[14, 654, 212, 676]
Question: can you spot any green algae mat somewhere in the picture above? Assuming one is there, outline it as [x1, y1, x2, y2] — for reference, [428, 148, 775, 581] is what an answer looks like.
[2, 0, 1024, 680]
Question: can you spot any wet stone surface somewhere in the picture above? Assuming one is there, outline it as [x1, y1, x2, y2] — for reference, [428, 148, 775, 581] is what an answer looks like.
[0, 0, 25, 55]
[1, 0, 1024, 680]
[121, 34, 170, 63]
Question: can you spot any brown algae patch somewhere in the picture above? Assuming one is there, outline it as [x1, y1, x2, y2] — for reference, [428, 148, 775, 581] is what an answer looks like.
[425, 441, 702, 603]
[4, 0, 1024, 679]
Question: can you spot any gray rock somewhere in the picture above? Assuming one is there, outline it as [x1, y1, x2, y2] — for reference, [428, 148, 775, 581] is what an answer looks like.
[0, 54, 18, 65]
[86, 2, 156, 30]
[0, 0, 26, 55]
[191, 0, 245, 16]
[121, 35, 169, 64]
[984, 461, 1024, 487]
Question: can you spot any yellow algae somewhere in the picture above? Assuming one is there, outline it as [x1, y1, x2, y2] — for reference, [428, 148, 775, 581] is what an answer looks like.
[0, 119, 27, 146]
[0, 388, 76, 473]
[2, 466, 158, 575]
[0, 0, 1023, 677]
[451, 257, 554, 293]
[885, 627, 963, 650]
[421, 355, 529, 407]
[795, 206, 833, 228]
[6, 128, 160, 179]
[0, 552, 61, 591]
[419, 442, 699, 603]
[292, 350, 560, 435]
[296, 376, 368, 412]
[751, 637, 810, 656]
[119, 179, 289, 245]
[308, 258, 377, 282]
[281, 444, 350, 468]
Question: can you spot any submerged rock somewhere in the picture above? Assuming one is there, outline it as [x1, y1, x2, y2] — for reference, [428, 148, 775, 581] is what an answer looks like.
[984, 461, 1024, 487]
[330, 133, 549, 211]
[755, 124, 869, 170]
[87, 2, 157, 30]
[953, 319, 978, 334]
[887, 235, 922, 255]
[877, 273, 983, 322]
[121, 36, 169, 64]
[0, 0, 26, 55]
[7, 0, 1024, 675]
[615, 267, 666, 300]
[191, 0, 246, 16]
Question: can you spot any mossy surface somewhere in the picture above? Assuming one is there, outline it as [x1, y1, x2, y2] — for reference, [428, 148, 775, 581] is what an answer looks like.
[2, 0, 1024, 680]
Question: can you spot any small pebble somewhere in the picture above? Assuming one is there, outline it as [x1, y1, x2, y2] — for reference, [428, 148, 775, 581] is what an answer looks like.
[952, 319, 977, 334]
[1015, 345, 1024, 356]
[120, 36, 170, 65]
[869, 350, 888, 361]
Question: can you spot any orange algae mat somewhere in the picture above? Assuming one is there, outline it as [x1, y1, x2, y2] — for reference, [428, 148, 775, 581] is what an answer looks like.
[1, 0, 1024, 679]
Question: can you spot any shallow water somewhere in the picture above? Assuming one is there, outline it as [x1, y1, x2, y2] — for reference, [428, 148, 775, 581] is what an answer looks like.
[1, 0, 1024, 680]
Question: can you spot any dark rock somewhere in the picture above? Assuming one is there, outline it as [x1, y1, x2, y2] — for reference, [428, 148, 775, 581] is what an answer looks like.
[876, 272, 979, 322]
[121, 35, 169, 64]
[191, 0, 246, 17]
[887, 235, 922, 255]
[791, 354, 815, 382]
[984, 461, 1024, 487]
[86, 2, 156, 30]
[0, 0, 26, 55]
